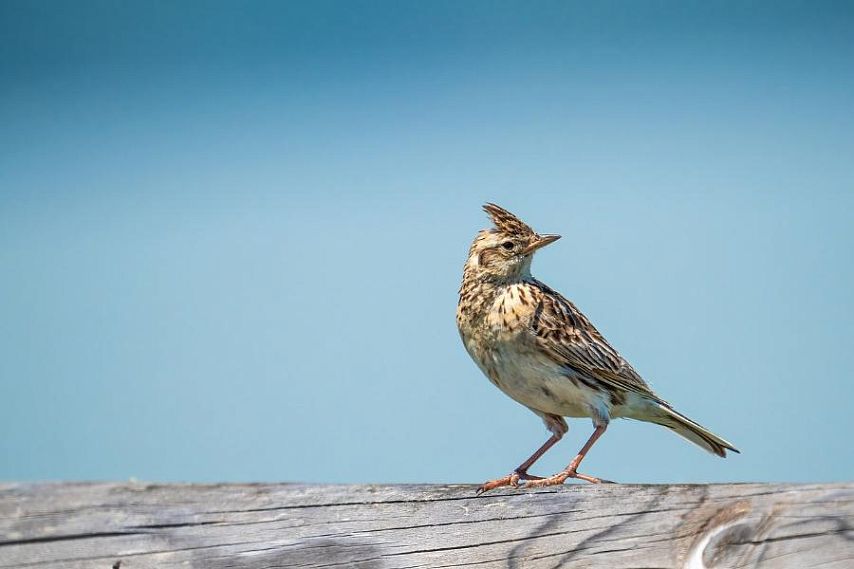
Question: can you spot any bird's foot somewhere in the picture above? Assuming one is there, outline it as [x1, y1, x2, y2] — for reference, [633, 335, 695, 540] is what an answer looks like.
[476, 470, 544, 495]
[523, 469, 603, 487]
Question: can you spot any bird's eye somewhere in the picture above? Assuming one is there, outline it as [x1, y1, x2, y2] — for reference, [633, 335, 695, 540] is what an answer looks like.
[501, 241, 515, 250]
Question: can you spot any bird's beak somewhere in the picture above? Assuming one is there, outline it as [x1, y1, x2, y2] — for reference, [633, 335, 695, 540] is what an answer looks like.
[523, 234, 561, 255]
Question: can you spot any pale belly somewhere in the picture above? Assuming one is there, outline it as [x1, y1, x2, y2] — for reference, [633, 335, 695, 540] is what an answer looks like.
[464, 336, 611, 420]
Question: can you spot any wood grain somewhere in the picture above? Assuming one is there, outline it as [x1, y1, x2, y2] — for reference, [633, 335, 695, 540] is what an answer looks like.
[0, 483, 852, 568]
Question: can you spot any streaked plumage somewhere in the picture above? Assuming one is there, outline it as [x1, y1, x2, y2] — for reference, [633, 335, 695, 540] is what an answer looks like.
[457, 203, 738, 492]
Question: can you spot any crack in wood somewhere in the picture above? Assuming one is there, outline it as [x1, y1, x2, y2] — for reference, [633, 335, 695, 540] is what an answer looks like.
[0, 531, 147, 547]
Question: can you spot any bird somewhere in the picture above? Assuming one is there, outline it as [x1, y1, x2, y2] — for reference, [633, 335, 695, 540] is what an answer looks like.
[456, 203, 738, 494]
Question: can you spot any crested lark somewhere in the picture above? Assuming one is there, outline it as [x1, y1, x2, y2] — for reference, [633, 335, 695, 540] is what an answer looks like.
[457, 203, 738, 494]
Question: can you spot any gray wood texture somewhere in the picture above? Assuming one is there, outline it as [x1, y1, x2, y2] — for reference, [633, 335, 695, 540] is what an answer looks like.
[0, 482, 852, 568]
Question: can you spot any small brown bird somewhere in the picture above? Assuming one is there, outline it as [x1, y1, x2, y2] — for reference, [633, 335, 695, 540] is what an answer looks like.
[457, 203, 738, 494]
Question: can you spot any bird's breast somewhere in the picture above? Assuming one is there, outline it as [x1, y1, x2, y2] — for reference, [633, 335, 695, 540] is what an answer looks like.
[483, 284, 538, 339]
[458, 282, 609, 419]
[459, 284, 541, 385]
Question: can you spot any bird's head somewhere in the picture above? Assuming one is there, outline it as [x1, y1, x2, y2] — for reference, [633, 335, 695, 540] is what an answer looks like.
[464, 203, 561, 281]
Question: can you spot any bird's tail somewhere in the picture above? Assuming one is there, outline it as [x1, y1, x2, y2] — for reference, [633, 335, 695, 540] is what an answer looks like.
[649, 404, 740, 457]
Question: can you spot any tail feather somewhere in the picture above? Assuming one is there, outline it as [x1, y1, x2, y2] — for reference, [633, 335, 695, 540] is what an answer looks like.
[651, 404, 739, 457]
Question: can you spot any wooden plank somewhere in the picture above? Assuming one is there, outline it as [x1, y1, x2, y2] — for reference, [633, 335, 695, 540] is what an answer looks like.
[0, 483, 852, 568]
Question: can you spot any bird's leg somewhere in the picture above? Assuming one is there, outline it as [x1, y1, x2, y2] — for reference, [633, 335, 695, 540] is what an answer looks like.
[526, 424, 608, 487]
[476, 432, 562, 495]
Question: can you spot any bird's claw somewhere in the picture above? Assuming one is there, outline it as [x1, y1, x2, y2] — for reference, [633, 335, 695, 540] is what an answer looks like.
[523, 469, 605, 488]
[476, 470, 544, 495]
[475, 474, 516, 495]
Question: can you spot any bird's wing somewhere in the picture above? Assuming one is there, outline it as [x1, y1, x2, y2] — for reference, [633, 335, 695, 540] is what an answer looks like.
[529, 281, 664, 403]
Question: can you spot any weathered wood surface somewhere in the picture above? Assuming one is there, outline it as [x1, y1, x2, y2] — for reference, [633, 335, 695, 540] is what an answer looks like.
[0, 483, 852, 568]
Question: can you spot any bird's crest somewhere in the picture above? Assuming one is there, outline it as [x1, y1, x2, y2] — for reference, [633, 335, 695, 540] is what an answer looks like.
[483, 203, 535, 237]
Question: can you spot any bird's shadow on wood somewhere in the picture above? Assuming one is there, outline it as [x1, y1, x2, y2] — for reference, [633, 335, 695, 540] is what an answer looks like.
[507, 488, 667, 569]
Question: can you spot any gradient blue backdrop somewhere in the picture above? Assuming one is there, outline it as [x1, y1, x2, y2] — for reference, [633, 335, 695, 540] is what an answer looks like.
[2, 1, 852, 484]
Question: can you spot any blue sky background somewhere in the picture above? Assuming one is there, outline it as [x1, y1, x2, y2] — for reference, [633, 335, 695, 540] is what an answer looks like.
[2, 1, 852, 484]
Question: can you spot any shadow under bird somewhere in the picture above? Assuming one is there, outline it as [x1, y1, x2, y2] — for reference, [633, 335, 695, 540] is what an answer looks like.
[457, 203, 739, 494]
